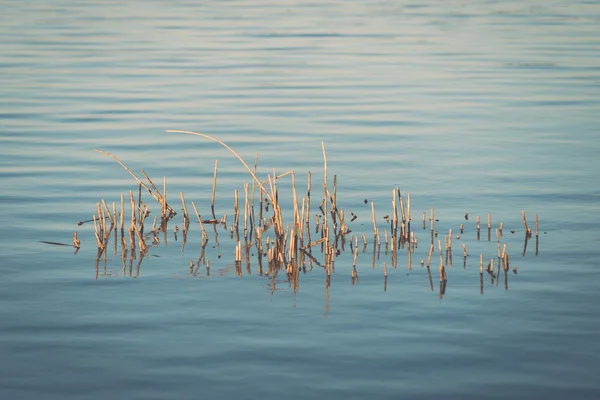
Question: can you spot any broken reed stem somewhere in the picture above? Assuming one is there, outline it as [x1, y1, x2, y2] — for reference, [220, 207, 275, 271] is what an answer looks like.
[73, 231, 80, 248]
[438, 239, 446, 281]
[480, 254, 483, 274]
[371, 201, 377, 236]
[430, 207, 434, 244]
[427, 243, 434, 267]
[191, 201, 208, 241]
[180, 192, 189, 226]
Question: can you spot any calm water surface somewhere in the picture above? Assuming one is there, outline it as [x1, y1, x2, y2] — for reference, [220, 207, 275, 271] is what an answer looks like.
[1, 1, 600, 399]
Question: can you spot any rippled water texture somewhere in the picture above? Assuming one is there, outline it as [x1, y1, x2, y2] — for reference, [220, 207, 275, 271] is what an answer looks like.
[1, 1, 600, 399]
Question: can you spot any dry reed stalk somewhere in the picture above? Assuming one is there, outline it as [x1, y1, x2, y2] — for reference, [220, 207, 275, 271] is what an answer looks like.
[211, 160, 218, 217]
[133, 225, 147, 252]
[94, 149, 176, 214]
[120, 193, 124, 232]
[438, 239, 446, 281]
[427, 243, 434, 267]
[128, 227, 136, 256]
[371, 201, 377, 236]
[476, 215, 481, 240]
[299, 196, 306, 242]
[522, 210, 528, 232]
[392, 189, 398, 235]
[292, 172, 299, 234]
[460, 223, 464, 234]
[96, 202, 105, 237]
[430, 207, 435, 244]
[112, 201, 117, 230]
[140, 170, 162, 203]
[383, 261, 387, 277]
[259, 171, 293, 187]
[407, 193, 411, 237]
[258, 184, 264, 227]
[321, 142, 328, 232]
[180, 192, 189, 228]
[422, 211, 426, 229]
[462, 243, 467, 258]
[73, 232, 80, 248]
[101, 199, 114, 227]
[306, 172, 311, 224]
[137, 183, 142, 219]
[167, 131, 274, 205]
[234, 189, 239, 227]
[384, 229, 389, 252]
[497, 231, 501, 259]
[162, 176, 167, 219]
[332, 174, 337, 222]
[191, 201, 208, 242]
[235, 242, 241, 262]
[480, 254, 483, 274]
[535, 214, 539, 236]
[398, 188, 405, 232]
[288, 224, 295, 261]
[93, 215, 102, 247]
[244, 182, 249, 238]
[129, 191, 136, 230]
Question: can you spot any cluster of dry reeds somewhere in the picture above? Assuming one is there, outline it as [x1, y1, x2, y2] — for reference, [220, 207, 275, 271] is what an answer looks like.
[79, 130, 539, 298]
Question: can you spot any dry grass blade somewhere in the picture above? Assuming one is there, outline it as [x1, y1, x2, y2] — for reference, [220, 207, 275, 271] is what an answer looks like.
[167, 130, 274, 204]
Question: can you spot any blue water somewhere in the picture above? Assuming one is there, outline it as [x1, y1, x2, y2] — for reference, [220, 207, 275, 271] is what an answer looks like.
[1, 1, 600, 399]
